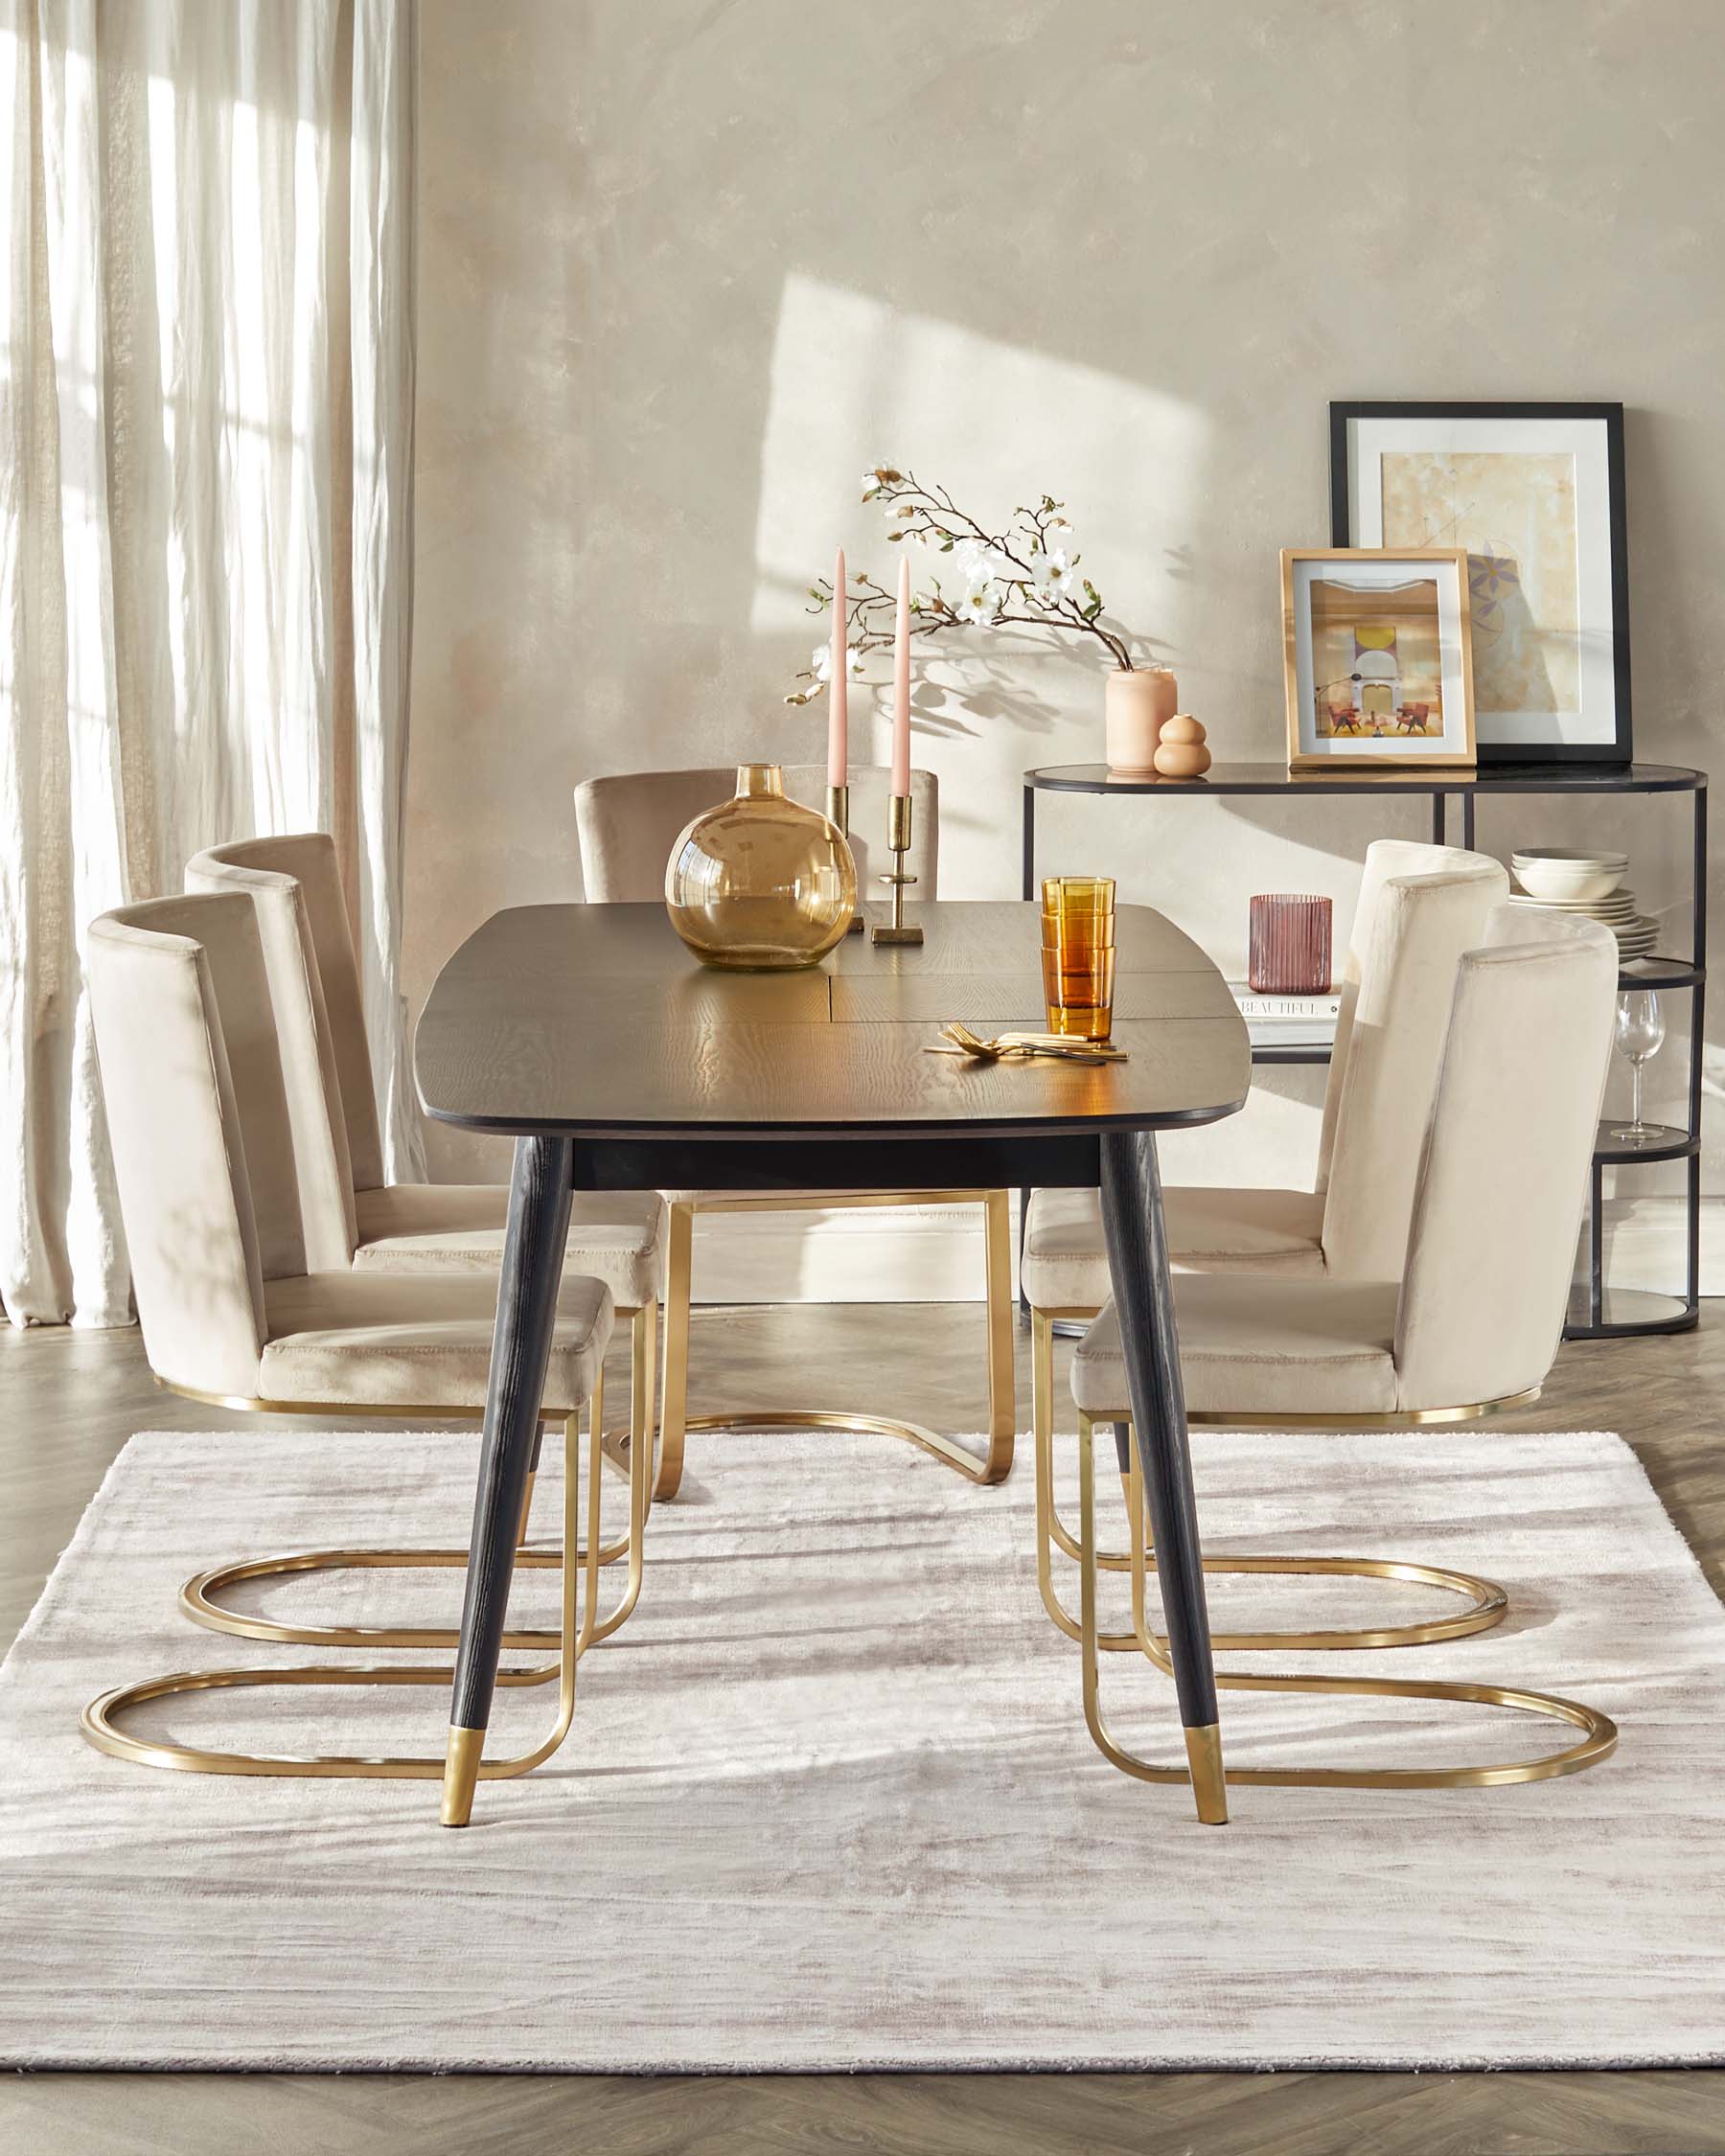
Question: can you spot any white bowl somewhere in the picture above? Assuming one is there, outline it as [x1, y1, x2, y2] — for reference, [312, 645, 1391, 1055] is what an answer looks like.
[1511, 847, 1628, 865]
[1511, 851, 1626, 904]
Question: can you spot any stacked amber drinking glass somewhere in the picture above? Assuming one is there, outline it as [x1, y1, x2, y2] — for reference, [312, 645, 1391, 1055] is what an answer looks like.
[1041, 877, 1116, 1042]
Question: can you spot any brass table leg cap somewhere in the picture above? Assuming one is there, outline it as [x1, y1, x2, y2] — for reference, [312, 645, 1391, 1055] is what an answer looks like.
[441, 1724, 484, 1828]
[1184, 1723, 1228, 1825]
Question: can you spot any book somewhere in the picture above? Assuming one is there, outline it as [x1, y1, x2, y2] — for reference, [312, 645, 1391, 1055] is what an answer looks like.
[1246, 1020, 1335, 1049]
[1228, 980, 1341, 1022]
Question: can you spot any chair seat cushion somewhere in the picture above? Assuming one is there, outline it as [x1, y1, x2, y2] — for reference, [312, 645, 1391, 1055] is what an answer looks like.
[1022, 1185, 1326, 1310]
[352, 1184, 665, 1307]
[261, 1272, 612, 1411]
[1071, 1277, 1400, 1420]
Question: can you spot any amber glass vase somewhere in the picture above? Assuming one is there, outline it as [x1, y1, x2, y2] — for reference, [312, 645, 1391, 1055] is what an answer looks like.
[664, 764, 857, 971]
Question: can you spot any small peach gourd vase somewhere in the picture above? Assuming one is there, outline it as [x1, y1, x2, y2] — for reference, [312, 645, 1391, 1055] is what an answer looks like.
[1153, 712, 1212, 778]
[664, 763, 857, 971]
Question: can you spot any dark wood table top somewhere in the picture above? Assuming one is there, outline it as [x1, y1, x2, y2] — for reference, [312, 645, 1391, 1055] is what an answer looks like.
[415, 901, 1251, 1142]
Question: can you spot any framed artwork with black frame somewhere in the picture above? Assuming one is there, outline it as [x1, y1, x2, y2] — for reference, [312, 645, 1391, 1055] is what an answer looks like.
[1330, 401, 1631, 766]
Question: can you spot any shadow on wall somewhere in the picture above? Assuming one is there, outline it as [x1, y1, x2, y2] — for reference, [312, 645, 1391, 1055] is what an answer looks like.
[749, 272, 1205, 763]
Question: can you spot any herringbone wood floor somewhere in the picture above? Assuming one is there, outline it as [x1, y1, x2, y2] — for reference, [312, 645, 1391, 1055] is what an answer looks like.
[2, 1306, 1720, 2156]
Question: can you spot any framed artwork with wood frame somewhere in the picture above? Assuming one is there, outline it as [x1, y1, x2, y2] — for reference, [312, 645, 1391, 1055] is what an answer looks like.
[1281, 547, 1477, 772]
[1330, 401, 1631, 766]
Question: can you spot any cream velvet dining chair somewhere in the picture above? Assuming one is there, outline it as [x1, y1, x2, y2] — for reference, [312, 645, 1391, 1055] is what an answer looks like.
[1065, 906, 1620, 1814]
[187, 834, 665, 1566]
[82, 891, 622, 1802]
[1024, 840, 1508, 1654]
[573, 764, 1015, 1501]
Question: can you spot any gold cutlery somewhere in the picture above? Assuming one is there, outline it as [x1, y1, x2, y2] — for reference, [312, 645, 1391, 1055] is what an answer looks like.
[927, 1022, 1128, 1066]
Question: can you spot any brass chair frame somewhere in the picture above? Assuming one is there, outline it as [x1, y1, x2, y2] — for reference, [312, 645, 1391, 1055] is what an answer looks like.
[81, 1310, 656, 1785]
[1031, 1303, 1528, 1655]
[1073, 1413, 1618, 1803]
[655, 1190, 1014, 1500]
[176, 1299, 657, 1655]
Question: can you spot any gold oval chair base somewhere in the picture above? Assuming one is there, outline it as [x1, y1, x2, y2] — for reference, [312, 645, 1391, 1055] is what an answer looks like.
[1037, 1440, 1509, 1657]
[81, 1656, 569, 1782]
[81, 1400, 613, 1785]
[178, 1405, 652, 1658]
[678, 1409, 1013, 1488]
[1046, 1541, 1510, 1659]
[180, 1538, 641, 1657]
[1086, 1670, 1618, 1799]
[1074, 1417, 1618, 1817]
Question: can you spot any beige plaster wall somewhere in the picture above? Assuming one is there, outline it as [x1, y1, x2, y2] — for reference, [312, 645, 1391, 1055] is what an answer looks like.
[408, 0, 1723, 1252]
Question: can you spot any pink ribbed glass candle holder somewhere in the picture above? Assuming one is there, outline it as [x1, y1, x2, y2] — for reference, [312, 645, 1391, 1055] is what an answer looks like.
[1248, 894, 1332, 994]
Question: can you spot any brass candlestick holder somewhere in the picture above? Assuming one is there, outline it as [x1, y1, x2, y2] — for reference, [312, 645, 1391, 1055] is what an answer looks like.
[826, 782, 866, 931]
[872, 791, 923, 946]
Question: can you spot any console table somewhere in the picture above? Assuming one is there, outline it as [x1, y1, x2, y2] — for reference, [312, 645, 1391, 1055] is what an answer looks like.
[1023, 762, 1708, 1341]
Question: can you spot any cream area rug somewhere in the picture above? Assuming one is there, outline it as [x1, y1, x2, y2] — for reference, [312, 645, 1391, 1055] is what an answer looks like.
[1, 1426, 1722, 2073]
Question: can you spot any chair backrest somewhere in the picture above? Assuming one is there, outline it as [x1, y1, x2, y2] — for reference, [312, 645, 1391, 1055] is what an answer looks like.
[185, 838, 358, 1270]
[187, 834, 383, 1197]
[86, 892, 305, 1399]
[1317, 841, 1509, 1278]
[1394, 906, 1617, 1410]
[574, 765, 938, 903]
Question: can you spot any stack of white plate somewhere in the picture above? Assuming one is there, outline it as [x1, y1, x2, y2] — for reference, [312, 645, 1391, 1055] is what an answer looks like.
[1506, 848, 1657, 959]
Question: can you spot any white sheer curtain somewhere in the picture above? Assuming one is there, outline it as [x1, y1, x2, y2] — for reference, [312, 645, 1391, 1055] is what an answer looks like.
[0, 0, 425, 1328]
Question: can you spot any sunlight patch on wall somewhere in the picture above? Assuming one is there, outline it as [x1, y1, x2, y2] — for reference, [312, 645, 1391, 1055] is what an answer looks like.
[750, 272, 1216, 915]
[750, 272, 1208, 687]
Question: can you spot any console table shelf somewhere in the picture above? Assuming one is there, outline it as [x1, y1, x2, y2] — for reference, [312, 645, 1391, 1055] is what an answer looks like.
[1023, 760, 1708, 1340]
[1589, 1121, 1699, 1167]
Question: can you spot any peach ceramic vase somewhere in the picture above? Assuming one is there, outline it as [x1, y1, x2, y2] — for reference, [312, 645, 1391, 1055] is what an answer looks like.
[1104, 668, 1178, 772]
[664, 763, 857, 970]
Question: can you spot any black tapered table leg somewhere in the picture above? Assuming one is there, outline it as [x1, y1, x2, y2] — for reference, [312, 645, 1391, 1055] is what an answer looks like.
[1098, 1128, 1227, 1823]
[442, 1134, 574, 1826]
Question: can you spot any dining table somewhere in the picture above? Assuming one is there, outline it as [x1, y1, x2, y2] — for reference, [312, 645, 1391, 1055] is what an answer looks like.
[414, 899, 1253, 1825]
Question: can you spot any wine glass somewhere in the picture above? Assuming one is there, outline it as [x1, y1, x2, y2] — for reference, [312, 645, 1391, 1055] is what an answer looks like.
[1612, 991, 1667, 1147]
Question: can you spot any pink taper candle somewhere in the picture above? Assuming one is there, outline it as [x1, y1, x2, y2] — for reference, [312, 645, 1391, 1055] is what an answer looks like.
[826, 546, 847, 790]
[890, 552, 911, 796]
